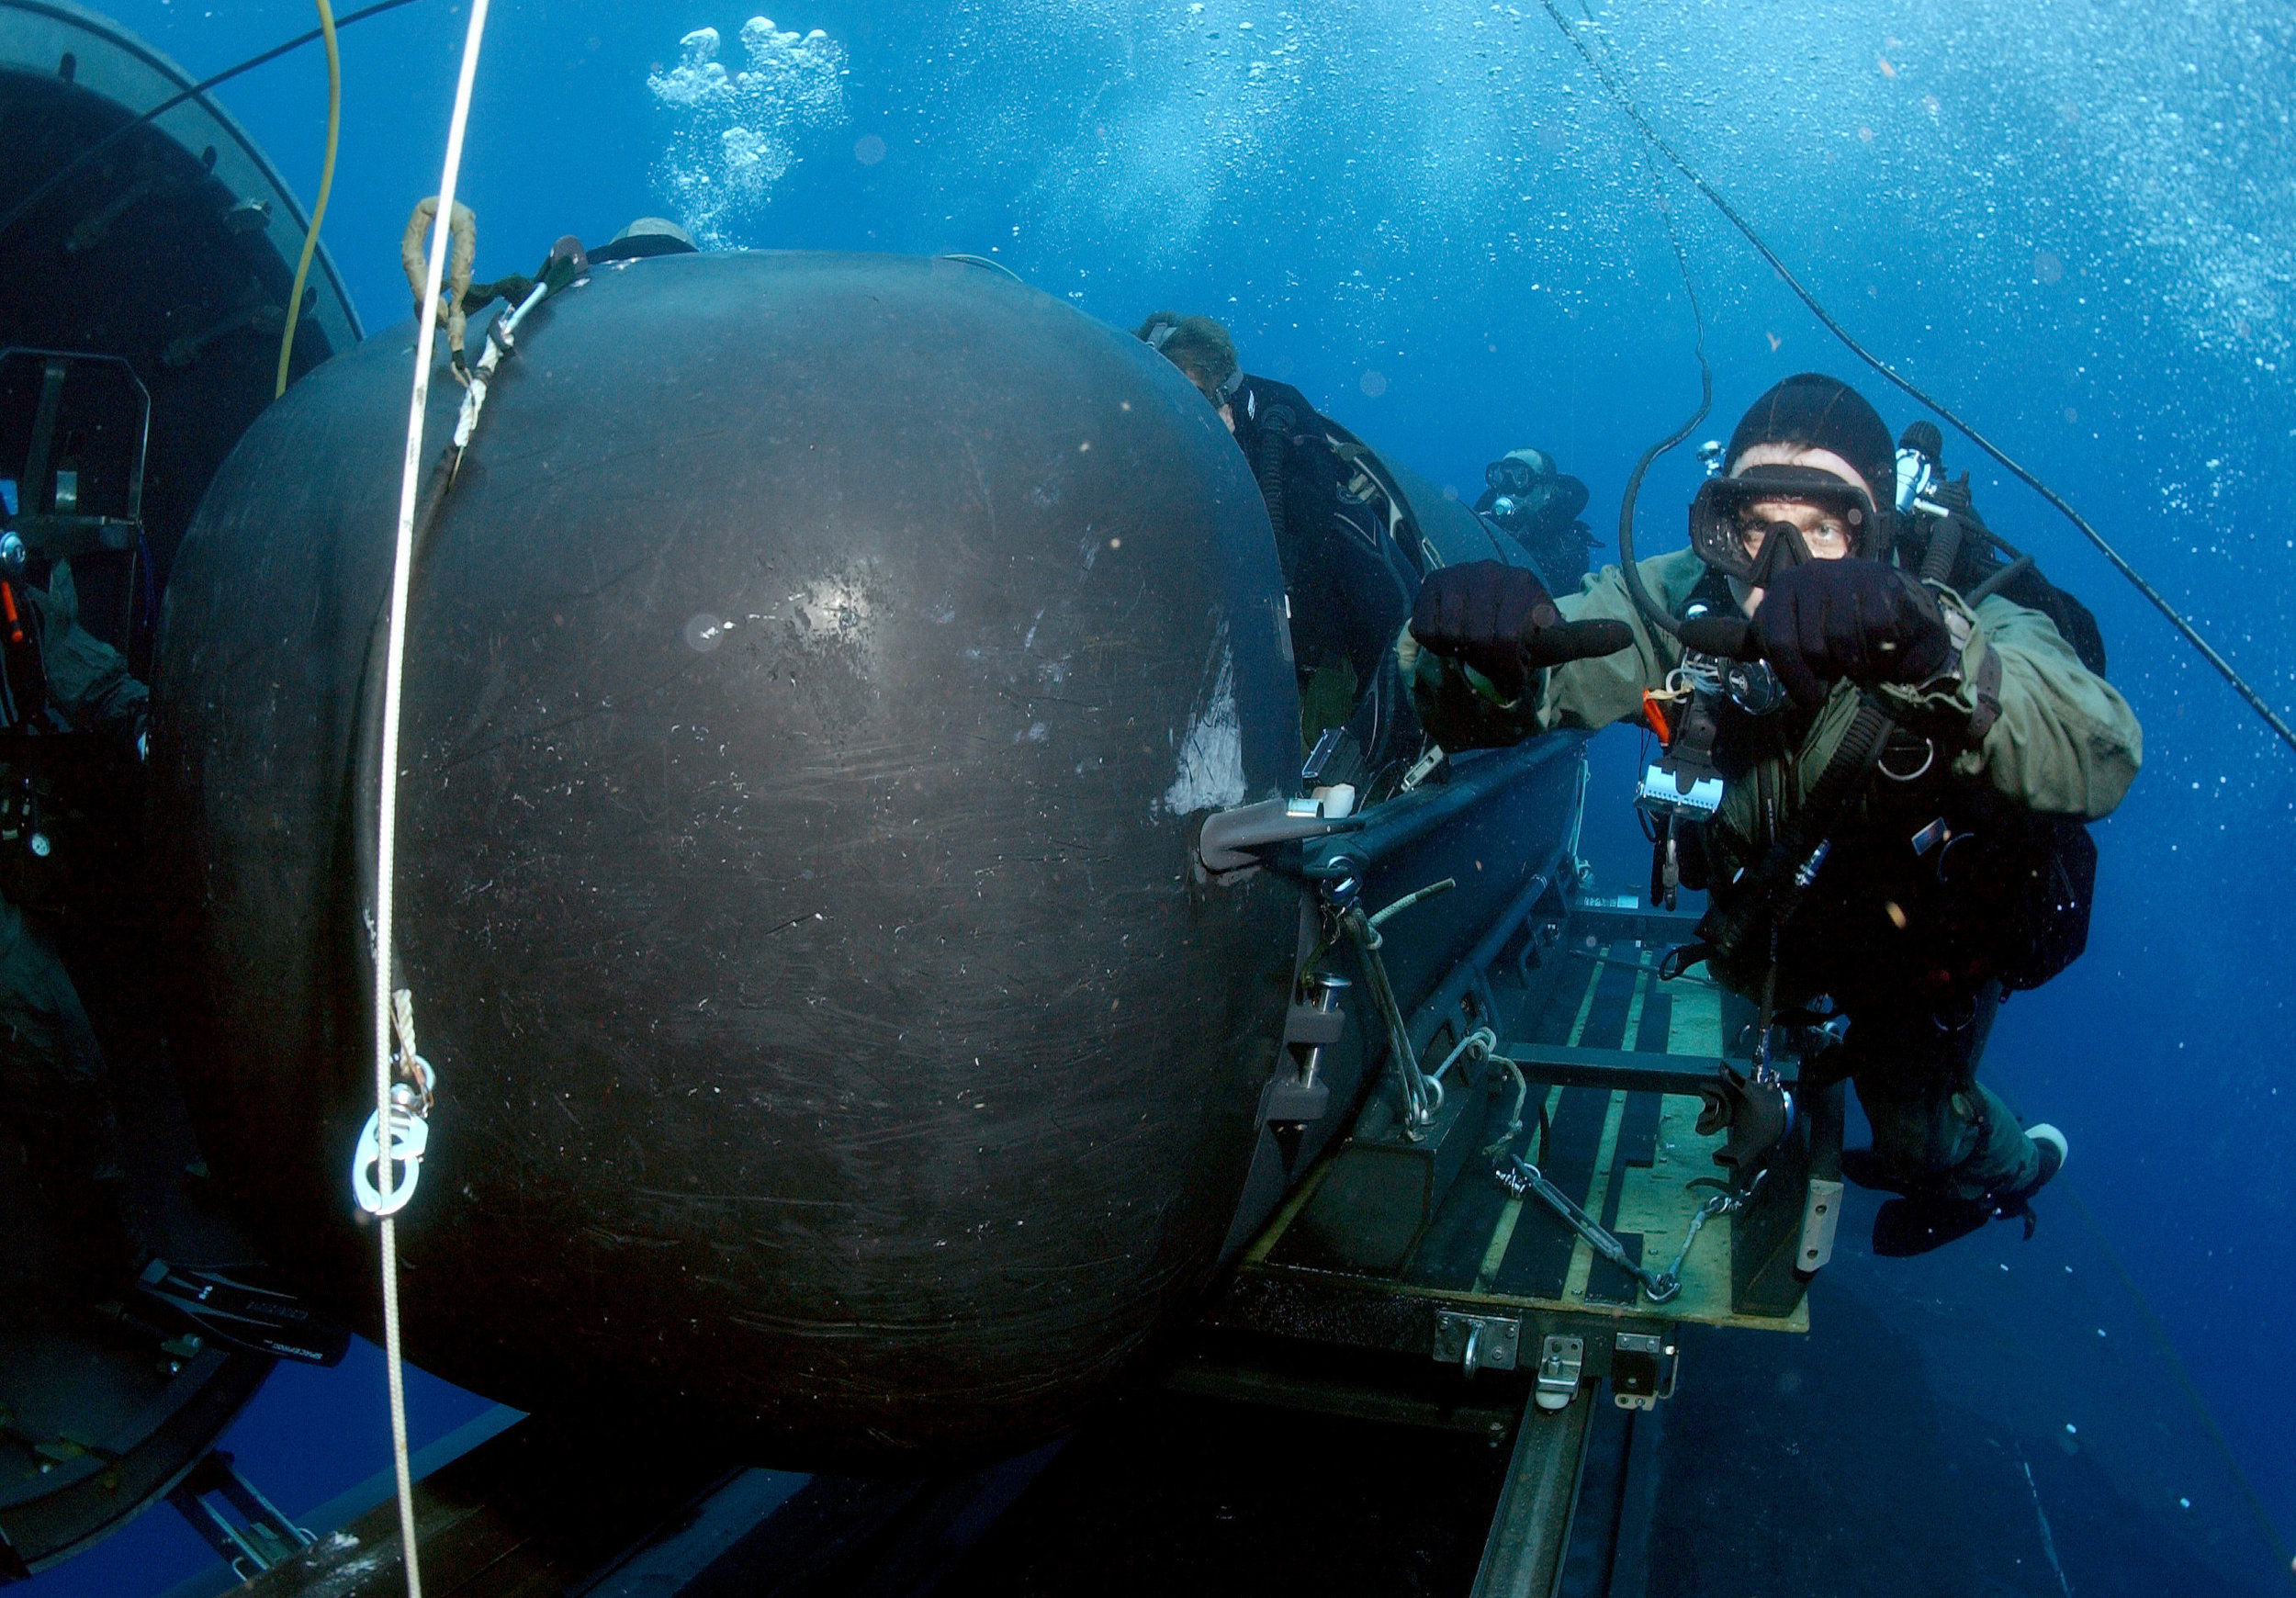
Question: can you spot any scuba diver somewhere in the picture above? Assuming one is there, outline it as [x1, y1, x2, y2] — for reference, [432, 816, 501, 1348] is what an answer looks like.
[1136, 311, 1423, 780]
[1401, 373, 2142, 1255]
[0, 539, 147, 1300]
[1474, 447, 1597, 590]
[459, 217, 698, 315]
[0, 520, 345, 1358]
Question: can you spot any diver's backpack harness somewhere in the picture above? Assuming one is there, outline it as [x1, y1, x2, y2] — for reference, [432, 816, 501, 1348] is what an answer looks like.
[1642, 569, 2098, 1195]
[1653, 623, 2094, 1004]
[1668, 692, 1896, 984]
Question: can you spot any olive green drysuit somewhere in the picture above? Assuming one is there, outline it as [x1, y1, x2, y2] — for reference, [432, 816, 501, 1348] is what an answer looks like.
[1402, 547, 2142, 1202]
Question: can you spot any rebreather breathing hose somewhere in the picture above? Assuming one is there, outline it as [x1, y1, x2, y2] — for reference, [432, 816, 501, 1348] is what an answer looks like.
[273, 0, 340, 399]
[377, 6, 490, 1595]
[1613, 163, 1714, 640]
[1534, 0, 2296, 756]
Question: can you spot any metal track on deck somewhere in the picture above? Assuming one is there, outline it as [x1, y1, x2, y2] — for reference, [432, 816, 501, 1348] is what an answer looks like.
[1186, 893, 1829, 1598]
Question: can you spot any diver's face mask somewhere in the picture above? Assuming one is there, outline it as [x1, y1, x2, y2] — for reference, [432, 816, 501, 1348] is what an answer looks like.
[1686, 466, 1885, 585]
[1485, 453, 1551, 496]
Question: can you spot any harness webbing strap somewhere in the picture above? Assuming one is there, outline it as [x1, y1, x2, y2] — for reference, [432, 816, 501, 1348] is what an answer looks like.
[1695, 692, 1896, 968]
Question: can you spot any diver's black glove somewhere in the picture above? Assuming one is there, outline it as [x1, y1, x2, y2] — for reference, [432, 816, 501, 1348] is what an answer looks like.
[1409, 560, 1633, 701]
[1751, 557, 1954, 708]
[1927, 470, 1987, 531]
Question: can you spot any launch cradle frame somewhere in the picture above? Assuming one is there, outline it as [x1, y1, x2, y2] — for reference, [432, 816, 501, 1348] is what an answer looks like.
[1176, 883, 1841, 1598]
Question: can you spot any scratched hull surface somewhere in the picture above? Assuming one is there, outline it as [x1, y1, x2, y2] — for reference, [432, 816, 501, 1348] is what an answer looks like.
[151, 251, 1300, 1465]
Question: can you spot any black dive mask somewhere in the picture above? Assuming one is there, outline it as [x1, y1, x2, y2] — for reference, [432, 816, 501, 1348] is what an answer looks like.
[1686, 465, 1885, 580]
[1486, 453, 1550, 495]
[1744, 518, 1815, 589]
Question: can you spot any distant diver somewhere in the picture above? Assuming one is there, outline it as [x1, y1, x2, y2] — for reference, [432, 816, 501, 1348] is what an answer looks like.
[590, 215, 699, 264]
[1474, 447, 1596, 591]
[1403, 373, 2141, 1255]
[1135, 310, 1422, 764]
[456, 216, 699, 321]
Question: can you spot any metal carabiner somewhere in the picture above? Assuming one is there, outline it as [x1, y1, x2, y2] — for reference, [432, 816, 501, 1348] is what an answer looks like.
[353, 1088, 431, 1216]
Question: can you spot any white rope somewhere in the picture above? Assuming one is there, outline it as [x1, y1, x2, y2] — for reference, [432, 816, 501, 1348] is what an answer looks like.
[376, 5, 490, 1595]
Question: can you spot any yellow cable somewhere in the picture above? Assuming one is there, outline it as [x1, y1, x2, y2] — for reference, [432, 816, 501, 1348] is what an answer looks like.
[274, 0, 340, 398]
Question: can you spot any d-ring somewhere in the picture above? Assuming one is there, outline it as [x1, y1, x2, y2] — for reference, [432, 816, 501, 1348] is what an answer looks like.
[1877, 732, 1935, 783]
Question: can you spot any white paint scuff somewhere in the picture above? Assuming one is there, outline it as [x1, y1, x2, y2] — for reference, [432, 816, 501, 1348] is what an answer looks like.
[1164, 640, 1245, 816]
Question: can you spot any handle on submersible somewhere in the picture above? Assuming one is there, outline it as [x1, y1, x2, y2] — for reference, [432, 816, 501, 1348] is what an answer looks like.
[1195, 795, 1361, 874]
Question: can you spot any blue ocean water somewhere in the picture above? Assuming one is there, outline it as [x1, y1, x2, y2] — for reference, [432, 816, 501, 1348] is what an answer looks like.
[22, 0, 2294, 1590]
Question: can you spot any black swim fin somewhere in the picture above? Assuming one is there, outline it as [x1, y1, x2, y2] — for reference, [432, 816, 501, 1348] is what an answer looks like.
[1865, 1122, 2065, 1255]
[1837, 1144, 1902, 1194]
[1870, 1193, 1998, 1256]
[136, 1258, 350, 1366]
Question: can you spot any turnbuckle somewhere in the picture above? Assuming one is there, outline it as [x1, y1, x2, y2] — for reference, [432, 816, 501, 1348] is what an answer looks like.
[1494, 1156, 1684, 1305]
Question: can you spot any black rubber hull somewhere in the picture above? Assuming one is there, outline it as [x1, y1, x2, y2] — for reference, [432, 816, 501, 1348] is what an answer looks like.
[151, 251, 1300, 1466]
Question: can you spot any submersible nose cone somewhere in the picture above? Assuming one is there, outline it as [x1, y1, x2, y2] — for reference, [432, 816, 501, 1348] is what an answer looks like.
[151, 250, 1300, 1467]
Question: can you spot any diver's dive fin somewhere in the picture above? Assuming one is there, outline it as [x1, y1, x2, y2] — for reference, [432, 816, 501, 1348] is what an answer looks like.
[1869, 1193, 1997, 1257]
[1838, 1144, 1903, 1194]
[1864, 1123, 2065, 1255]
[136, 1259, 350, 1366]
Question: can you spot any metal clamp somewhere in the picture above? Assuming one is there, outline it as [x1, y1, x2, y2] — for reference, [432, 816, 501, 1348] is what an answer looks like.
[1533, 1334, 1584, 1412]
[1399, 744, 1446, 792]
[166, 1451, 315, 1581]
[1266, 972, 1349, 1124]
[1610, 1331, 1678, 1412]
[1635, 760, 1723, 819]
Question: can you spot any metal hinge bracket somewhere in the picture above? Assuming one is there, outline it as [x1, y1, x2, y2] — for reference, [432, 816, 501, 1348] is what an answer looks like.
[1610, 1330, 1679, 1412]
